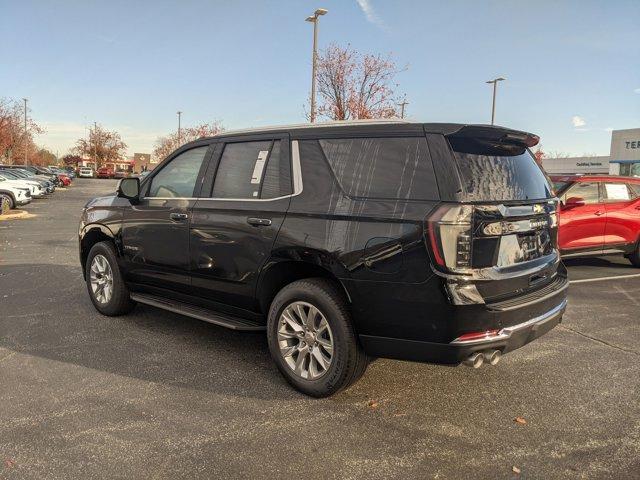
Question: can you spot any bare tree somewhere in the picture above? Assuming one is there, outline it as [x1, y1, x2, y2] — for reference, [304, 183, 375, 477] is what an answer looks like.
[73, 124, 127, 168]
[153, 121, 224, 161]
[314, 44, 405, 121]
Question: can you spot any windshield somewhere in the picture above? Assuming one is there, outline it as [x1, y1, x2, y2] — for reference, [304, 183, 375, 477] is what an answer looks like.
[449, 137, 553, 201]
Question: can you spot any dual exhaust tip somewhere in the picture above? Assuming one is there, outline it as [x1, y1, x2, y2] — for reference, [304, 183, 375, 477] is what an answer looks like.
[463, 349, 501, 368]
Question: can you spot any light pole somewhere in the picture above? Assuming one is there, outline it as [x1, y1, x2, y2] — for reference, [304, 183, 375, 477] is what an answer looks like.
[306, 8, 328, 123]
[177, 111, 182, 143]
[398, 97, 409, 119]
[23, 98, 28, 165]
[485, 77, 505, 125]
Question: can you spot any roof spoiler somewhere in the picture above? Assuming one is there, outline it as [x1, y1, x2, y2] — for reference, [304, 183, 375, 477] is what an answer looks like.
[445, 125, 540, 147]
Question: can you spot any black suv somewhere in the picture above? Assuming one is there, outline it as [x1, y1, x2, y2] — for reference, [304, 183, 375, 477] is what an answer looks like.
[79, 121, 568, 397]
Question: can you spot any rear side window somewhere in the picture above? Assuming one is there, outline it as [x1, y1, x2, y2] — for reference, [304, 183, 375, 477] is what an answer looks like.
[318, 137, 438, 200]
[628, 183, 640, 198]
[449, 137, 552, 201]
[212, 140, 290, 199]
[604, 183, 631, 201]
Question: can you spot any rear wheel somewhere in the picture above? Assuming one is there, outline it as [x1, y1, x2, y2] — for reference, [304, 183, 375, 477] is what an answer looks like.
[267, 278, 368, 397]
[85, 241, 136, 316]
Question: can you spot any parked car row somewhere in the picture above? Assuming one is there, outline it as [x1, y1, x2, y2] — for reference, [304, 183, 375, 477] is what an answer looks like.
[0, 164, 74, 210]
[93, 167, 131, 179]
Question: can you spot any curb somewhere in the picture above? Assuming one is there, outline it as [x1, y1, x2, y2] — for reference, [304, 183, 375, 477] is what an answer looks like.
[0, 210, 36, 221]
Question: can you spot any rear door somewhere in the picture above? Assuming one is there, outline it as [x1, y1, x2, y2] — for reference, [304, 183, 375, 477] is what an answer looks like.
[602, 181, 640, 248]
[558, 181, 606, 252]
[120, 144, 212, 294]
[189, 134, 294, 310]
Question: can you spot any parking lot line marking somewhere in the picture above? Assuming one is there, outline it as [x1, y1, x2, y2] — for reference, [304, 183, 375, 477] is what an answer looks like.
[570, 273, 640, 284]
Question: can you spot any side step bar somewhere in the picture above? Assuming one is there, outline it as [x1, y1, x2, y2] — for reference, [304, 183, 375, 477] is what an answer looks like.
[130, 293, 266, 331]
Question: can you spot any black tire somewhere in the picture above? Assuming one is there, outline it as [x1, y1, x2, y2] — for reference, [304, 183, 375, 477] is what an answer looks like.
[628, 243, 640, 268]
[85, 241, 136, 316]
[0, 193, 15, 210]
[267, 278, 368, 397]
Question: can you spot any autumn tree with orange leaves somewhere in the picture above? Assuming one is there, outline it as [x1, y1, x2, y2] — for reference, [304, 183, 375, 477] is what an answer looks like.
[153, 121, 224, 161]
[73, 124, 127, 168]
[0, 97, 44, 164]
[314, 44, 406, 121]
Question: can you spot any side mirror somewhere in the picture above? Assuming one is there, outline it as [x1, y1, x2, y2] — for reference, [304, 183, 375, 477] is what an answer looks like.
[564, 196, 585, 208]
[117, 177, 140, 203]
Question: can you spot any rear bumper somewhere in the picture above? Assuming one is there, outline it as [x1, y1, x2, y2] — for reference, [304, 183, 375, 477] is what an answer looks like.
[359, 297, 566, 365]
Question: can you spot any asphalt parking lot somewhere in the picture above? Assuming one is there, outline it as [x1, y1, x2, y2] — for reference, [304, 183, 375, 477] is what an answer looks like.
[1, 179, 639, 480]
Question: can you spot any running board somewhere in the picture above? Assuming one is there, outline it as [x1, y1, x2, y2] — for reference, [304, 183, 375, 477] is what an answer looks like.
[562, 248, 626, 259]
[130, 293, 265, 331]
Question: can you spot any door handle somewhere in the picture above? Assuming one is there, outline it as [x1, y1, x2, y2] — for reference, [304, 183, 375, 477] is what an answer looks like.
[247, 217, 272, 226]
[594, 211, 605, 216]
[169, 212, 189, 221]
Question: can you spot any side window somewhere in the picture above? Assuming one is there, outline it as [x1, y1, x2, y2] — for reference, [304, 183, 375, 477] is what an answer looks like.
[148, 146, 208, 198]
[604, 183, 631, 201]
[212, 140, 290, 199]
[561, 182, 600, 204]
[318, 137, 438, 200]
[628, 183, 640, 199]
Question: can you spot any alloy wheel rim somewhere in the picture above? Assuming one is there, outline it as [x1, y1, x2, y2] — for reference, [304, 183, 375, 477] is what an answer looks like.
[89, 254, 114, 304]
[277, 301, 334, 380]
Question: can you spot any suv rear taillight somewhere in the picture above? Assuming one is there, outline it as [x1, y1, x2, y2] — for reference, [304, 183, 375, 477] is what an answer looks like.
[428, 204, 473, 273]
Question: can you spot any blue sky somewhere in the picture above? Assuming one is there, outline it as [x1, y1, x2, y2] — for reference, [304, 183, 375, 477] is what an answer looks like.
[1, 0, 639, 157]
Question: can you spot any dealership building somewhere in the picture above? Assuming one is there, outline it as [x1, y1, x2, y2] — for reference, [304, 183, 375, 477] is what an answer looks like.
[542, 128, 640, 176]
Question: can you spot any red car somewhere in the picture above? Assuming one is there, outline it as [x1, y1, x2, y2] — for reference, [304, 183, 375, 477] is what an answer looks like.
[96, 167, 114, 179]
[551, 175, 640, 266]
[57, 173, 71, 186]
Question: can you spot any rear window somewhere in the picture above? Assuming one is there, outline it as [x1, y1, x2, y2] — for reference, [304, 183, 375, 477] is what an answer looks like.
[318, 137, 439, 200]
[448, 137, 552, 201]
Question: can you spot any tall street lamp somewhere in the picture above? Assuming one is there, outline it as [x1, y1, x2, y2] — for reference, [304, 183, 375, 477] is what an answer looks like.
[23, 98, 28, 165]
[306, 8, 328, 123]
[486, 77, 505, 125]
[177, 111, 183, 143]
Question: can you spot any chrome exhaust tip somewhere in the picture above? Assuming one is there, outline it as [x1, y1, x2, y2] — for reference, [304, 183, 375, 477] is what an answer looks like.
[463, 352, 484, 368]
[483, 349, 501, 366]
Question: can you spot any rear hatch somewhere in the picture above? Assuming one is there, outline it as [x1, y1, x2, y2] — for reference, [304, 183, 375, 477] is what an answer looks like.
[428, 126, 562, 303]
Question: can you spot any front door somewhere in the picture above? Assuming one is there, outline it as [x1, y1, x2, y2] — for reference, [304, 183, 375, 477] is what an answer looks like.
[189, 135, 293, 311]
[121, 144, 211, 294]
[558, 181, 606, 252]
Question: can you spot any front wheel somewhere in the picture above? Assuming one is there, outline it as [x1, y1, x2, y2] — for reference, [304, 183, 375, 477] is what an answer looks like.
[85, 241, 136, 316]
[0, 193, 15, 210]
[628, 243, 640, 268]
[267, 278, 368, 397]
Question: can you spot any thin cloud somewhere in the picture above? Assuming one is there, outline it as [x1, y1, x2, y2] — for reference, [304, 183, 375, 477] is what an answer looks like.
[356, 0, 386, 29]
[634, 88, 640, 94]
[571, 116, 586, 128]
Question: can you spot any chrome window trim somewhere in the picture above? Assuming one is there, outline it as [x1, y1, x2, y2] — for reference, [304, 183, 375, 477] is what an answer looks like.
[143, 139, 303, 203]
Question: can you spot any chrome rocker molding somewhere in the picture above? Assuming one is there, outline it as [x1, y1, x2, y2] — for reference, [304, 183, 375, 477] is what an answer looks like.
[450, 299, 567, 346]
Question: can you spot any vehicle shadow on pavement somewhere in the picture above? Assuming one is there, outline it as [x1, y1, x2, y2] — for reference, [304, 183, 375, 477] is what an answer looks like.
[0, 263, 300, 401]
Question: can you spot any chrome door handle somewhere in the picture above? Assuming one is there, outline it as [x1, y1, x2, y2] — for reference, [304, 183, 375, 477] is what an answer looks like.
[169, 212, 189, 221]
[247, 217, 272, 226]
[594, 211, 605, 216]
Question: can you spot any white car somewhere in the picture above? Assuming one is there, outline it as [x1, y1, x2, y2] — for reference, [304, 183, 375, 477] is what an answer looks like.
[0, 178, 31, 209]
[78, 167, 94, 178]
[0, 173, 45, 198]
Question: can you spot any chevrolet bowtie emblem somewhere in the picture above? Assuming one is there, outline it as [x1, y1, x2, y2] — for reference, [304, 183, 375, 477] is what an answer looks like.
[533, 204, 544, 214]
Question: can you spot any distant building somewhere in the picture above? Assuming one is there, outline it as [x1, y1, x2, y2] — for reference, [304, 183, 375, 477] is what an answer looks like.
[133, 153, 156, 173]
[608, 128, 640, 177]
[542, 155, 609, 175]
[541, 128, 640, 176]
